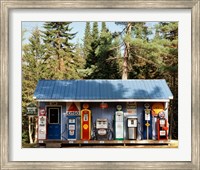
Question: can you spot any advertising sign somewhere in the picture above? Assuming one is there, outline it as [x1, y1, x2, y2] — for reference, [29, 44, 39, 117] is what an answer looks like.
[27, 103, 37, 115]
[39, 108, 46, 116]
[66, 103, 80, 116]
[100, 103, 108, 109]
[152, 103, 164, 116]
[126, 102, 137, 114]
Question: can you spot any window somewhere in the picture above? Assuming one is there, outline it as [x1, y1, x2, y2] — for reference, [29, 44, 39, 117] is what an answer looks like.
[48, 108, 59, 124]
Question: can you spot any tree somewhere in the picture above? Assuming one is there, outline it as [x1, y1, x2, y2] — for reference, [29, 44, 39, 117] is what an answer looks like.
[22, 28, 44, 113]
[86, 22, 99, 67]
[128, 21, 178, 139]
[92, 21, 99, 40]
[153, 22, 178, 139]
[128, 23, 162, 79]
[22, 28, 44, 143]
[84, 22, 100, 78]
[101, 21, 107, 33]
[73, 39, 86, 78]
[122, 22, 132, 79]
[42, 22, 78, 79]
[83, 22, 92, 58]
[84, 22, 121, 79]
[115, 22, 152, 79]
[91, 22, 120, 79]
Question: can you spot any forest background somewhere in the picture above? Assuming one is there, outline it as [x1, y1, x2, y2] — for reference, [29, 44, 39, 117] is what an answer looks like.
[22, 21, 178, 144]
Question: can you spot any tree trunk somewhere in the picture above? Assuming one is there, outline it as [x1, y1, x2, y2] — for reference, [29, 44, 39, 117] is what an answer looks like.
[59, 58, 64, 72]
[34, 116, 38, 143]
[122, 22, 132, 80]
[122, 45, 128, 80]
[28, 116, 33, 144]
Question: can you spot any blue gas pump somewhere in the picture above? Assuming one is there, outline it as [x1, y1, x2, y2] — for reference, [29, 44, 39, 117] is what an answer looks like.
[67, 116, 77, 140]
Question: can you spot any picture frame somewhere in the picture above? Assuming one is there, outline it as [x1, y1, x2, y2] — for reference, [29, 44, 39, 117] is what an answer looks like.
[0, 0, 199, 169]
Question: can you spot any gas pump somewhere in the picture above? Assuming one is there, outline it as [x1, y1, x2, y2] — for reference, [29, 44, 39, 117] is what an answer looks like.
[94, 118, 111, 140]
[114, 105, 124, 140]
[67, 116, 77, 140]
[127, 116, 138, 140]
[152, 102, 165, 140]
[143, 103, 152, 140]
[38, 108, 47, 140]
[81, 103, 91, 140]
[157, 111, 168, 140]
[66, 102, 80, 140]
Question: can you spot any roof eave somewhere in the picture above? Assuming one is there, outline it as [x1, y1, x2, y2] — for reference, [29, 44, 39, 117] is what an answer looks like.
[34, 98, 171, 102]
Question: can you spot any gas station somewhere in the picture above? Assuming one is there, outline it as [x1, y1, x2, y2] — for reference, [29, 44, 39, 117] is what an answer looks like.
[33, 79, 174, 147]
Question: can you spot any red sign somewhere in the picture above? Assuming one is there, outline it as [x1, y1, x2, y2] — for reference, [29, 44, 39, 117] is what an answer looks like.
[39, 108, 46, 116]
[100, 103, 108, 109]
[66, 103, 80, 116]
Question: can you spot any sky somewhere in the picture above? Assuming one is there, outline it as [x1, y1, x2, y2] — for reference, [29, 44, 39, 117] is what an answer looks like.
[22, 21, 156, 45]
[22, 22, 125, 45]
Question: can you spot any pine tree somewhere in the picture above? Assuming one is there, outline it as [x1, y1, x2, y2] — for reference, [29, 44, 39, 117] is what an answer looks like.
[42, 22, 78, 79]
[128, 23, 162, 79]
[22, 28, 44, 143]
[132, 22, 150, 40]
[73, 39, 86, 79]
[92, 22, 99, 40]
[22, 28, 44, 112]
[122, 22, 132, 79]
[115, 22, 152, 79]
[101, 22, 107, 33]
[83, 22, 92, 58]
[84, 22, 100, 78]
[128, 21, 178, 139]
[91, 22, 120, 79]
[153, 22, 178, 139]
[84, 22, 121, 79]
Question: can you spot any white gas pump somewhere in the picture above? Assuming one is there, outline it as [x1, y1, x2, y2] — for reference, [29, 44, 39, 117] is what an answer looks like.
[38, 108, 47, 140]
[115, 105, 124, 140]
[127, 116, 138, 140]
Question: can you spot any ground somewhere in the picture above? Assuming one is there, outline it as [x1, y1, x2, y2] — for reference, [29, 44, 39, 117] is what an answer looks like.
[22, 140, 178, 148]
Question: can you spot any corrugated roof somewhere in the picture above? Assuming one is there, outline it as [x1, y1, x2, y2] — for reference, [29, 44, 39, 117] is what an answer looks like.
[33, 79, 173, 102]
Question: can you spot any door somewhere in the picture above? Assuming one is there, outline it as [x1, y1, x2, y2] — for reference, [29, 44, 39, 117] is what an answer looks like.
[47, 107, 61, 139]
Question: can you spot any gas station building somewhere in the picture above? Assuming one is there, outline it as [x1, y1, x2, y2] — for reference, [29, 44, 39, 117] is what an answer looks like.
[34, 79, 173, 147]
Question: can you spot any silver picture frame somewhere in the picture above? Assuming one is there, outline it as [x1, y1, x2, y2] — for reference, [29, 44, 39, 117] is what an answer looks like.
[1, 0, 199, 169]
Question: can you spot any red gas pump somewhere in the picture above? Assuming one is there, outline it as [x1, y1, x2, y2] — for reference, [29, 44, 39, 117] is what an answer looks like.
[81, 103, 91, 140]
[157, 111, 168, 140]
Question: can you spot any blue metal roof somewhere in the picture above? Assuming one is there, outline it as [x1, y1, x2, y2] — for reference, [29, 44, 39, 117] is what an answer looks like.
[33, 79, 173, 102]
